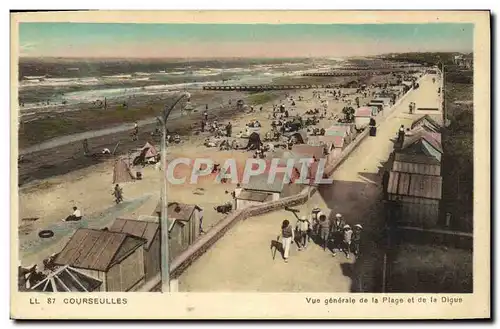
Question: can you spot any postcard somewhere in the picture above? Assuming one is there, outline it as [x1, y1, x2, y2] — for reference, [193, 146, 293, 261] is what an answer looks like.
[10, 10, 490, 319]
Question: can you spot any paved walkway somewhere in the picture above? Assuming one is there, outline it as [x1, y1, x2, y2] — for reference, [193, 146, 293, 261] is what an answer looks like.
[178, 74, 441, 292]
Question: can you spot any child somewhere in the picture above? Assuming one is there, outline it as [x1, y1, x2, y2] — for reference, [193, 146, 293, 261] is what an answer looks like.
[295, 215, 310, 251]
[343, 224, 353, 259]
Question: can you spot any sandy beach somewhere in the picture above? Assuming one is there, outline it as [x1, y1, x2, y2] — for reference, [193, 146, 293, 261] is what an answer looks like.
[17, 66, 407, 269]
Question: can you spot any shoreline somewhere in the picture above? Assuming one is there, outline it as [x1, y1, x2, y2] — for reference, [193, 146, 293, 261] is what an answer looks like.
[17, 89, 287, 187]
[17, 71, 405, 187]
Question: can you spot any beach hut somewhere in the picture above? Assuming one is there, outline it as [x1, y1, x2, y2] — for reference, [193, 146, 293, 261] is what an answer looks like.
[308, 135, 345, 160]
[288, 145, 327, 187]
[354, 107, 375, 130]
[54, 228, 146, 292]
[391, 152, 441, 176]
[291, 144, 326, 161]
[235, 190, 274, 210]
[401, 80, 413, 88]
[401, 130, 443, 162]
[325, 124, 351, 138]
[386, 171, 442, 228]
[368, 101, 384, 114]
[237, 173, 286, 210]
[410, 114, 442, 133]
[108, 217, 160, 282]
[30, 266, 102, 292]
[153, 202, 203, 261]
[112, 157, 135, 184]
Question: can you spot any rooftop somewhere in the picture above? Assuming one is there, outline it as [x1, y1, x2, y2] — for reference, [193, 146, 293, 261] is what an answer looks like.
[153, 202, 201, 222]
[109, 217, 159, 250]
[236, 190, 273, 202]
[54, 228, 146, 272]
[387, 171, 442, 200]
[291, 144, 326, 160]
[243, 173, 286, 193]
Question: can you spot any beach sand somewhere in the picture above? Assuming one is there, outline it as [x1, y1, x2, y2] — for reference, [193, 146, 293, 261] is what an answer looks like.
[17, 71, 398, 267]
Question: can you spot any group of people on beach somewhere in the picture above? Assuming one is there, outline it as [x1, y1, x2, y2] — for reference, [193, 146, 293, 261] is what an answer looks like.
[276, 208, 363, 263]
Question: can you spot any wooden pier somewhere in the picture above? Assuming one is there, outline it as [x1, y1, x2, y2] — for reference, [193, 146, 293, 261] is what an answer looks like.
[202, 84, 335, 91]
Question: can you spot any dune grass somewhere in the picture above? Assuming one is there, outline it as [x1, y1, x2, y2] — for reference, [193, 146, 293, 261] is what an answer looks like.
[389, 243, 472, 293]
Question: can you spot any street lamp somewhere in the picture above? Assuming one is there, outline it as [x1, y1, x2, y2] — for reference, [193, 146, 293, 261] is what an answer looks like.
[159, 92, 190, 293]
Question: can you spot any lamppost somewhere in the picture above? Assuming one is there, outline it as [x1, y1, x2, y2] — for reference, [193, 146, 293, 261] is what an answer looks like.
[159, 92, 190, 293]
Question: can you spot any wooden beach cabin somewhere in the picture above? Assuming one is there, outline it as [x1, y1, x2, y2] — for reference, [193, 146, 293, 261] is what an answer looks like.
[54, 228, 146, 292]
[153, 202, 203, 261]
[109, 217, 160, 282]
[410, 114, 442, 133]
[391, 152, 441, 176]
[354, 107, 376, 130]
[237, 173, 286, 210]
[386, 171, 443, 228]
[401, 130, 443, 162]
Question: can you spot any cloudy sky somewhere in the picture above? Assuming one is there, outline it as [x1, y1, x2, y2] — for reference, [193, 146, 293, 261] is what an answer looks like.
[19, 23, 473, 58]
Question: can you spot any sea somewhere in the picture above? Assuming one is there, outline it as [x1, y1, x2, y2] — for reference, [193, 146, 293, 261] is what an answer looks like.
[18, 57, 347, 116]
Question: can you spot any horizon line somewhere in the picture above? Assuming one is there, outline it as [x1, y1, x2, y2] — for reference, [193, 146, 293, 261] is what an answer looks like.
[18, 51, 468, 61]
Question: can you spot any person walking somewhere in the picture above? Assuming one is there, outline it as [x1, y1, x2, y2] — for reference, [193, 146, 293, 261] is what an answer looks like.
[277, 220, 295, 263]
[132, 122, 139, 141]
[295, 215, 310, 251]
[113, 184, 123, 204]
[82, 138, 90, 156]
[343, 224, 354, 259]
[397, 125, 405, 149]
[310, 206, 321, 241]
[352, 224, 363, 257]
[317, 212, 330, 251]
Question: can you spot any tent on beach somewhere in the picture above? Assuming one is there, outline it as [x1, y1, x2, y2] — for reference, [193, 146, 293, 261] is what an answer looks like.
[113, 158, 135, 184]
[245, 132, 263, 150]
[141, 142, 159, 159]
[30, 265, 102, 292]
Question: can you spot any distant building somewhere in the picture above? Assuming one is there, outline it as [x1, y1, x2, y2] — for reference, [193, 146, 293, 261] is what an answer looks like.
[453, 54, 473, 69]
[54, 228, 146, 292]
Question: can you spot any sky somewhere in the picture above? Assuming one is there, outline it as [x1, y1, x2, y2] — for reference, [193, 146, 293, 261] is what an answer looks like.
[19, 23, 474, 59]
